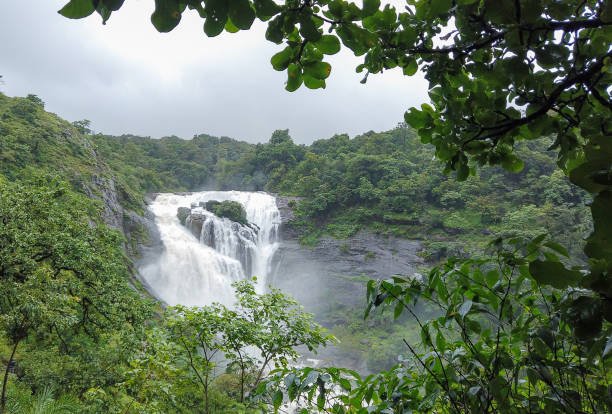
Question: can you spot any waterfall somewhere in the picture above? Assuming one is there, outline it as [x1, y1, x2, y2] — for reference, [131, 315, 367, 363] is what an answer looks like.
[138, 191, 281, 306]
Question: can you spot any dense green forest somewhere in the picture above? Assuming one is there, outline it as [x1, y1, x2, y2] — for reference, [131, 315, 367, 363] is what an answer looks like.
[96, 125, 590, 260]
[2, 0, 611, 412]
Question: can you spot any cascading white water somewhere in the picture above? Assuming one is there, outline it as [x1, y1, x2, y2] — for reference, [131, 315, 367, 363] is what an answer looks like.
[139, 191, 281, 307]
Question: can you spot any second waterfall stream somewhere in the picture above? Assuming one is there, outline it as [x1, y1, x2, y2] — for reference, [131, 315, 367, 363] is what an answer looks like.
[139, 191, 281, 306]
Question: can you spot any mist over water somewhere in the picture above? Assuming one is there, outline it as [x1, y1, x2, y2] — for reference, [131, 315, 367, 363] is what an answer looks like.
[139, 191, 281, 306]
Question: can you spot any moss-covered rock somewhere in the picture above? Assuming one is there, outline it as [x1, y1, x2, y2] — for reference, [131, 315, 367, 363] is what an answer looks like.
[209, 200, 248, 225]
[205, 200, 221, 211]
[177, 207, 191, 225]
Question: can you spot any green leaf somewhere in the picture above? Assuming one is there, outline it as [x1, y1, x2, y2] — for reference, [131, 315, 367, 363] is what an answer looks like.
[435, 332, 447, 350]
[402, 58, 418, 76]
[543, 241, 569, 258]
[204, 17, 226, 36]
[317, 390, 325, 409]
[58, 0, 96, 19]
[362, 0, 381, 17]
[393, 300, 403, 319]
[457, 163, 470, 181]
[303, 62, 331, 80]
[458, 300, 472, 318]
[228, 0, 256, 30]
[569, 296, 603, 339]
[203, 0, 229, 37]
[528, 260, 582, 289]
[266, 15, 284, 44]
[395, 28, 417, 47]
[338, 378, 352, 391]
[273, 389, 283, 410]
[286, 63, 303, 91]
[151, 0, 182, 33]
[102, 0, 125, 11]
[404, 108, 428, 129]
[304, 369, 319, 385]
[271, 47, 293, 71]
[299, 15, 322, 41]
[501, 155, 525, 173]
[96, 3, 113, 23]
[532, 337, 549, 357]
[303, 74, 326, 89]
[336, 23, 375, 56]
[585, 191, 612, 263]
[315, 35, 341, 55]
[225, 18, 240, 33]
[254, 0, 281, 19]
[430, 0, 452, 16]
[420, 326, 432, 346]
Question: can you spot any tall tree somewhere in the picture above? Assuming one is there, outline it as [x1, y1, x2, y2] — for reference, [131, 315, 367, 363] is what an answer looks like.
[0, 175, 151, 413]
[124, 279, 331, 412]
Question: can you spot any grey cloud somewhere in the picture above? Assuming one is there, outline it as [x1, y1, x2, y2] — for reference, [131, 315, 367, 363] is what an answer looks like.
[1, 1, 428, 144]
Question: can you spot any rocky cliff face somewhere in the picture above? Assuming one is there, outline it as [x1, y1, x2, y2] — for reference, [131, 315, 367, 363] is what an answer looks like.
[271, 197, 423, 311]
[81, 154, 161, 263]
[274, 194, 302, 223]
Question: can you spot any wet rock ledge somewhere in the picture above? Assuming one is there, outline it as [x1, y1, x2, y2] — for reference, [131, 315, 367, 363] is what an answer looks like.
[271, 196, 424, 311]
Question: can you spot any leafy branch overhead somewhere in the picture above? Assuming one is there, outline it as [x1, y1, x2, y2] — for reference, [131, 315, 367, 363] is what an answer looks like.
[60, 1, 610, 173]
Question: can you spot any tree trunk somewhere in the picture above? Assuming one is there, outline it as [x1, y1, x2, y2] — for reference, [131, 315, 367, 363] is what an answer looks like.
[240, 363, 245, 403]
[252, 356, 271, 391]
[204, 371, 209, 414]
[1, 340, 19, 414]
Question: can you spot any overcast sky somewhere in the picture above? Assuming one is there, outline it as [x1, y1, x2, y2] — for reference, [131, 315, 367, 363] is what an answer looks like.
[0, 1, 428, 144]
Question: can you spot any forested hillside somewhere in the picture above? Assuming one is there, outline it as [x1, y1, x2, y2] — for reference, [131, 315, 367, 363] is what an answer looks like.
[97, 123, 591, 261]
[0, 94, 156, 412]
[95, 117, 593, 376]
[1, 92, 591, 263]
[94, 133, 253, 207]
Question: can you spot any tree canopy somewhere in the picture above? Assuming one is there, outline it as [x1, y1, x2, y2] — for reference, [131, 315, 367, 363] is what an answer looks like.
[0, 175, 152, 412]
[123, 279, 331, 413]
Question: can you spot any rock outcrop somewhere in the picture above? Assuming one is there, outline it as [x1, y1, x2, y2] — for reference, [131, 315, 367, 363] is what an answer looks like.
[271, 197, 423, 311]
[274, 195, 302, 223]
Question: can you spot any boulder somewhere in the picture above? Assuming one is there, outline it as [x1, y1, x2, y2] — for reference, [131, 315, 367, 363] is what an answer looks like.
[177, 207, 191, 225]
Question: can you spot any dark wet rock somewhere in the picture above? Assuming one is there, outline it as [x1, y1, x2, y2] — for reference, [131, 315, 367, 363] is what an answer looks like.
[274, 195, 304, 240]
[271, 232, 423, 311]
[275, 195, 302, 223]
[177, 207, 191, 225]
[185, 211, 206, 239]
[84, 174, 123, 230]
[271, 196, 423, 311]
[271, 224, 423, 373]
[124, 209, 162, 260]
[270, 194, 424, 371]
